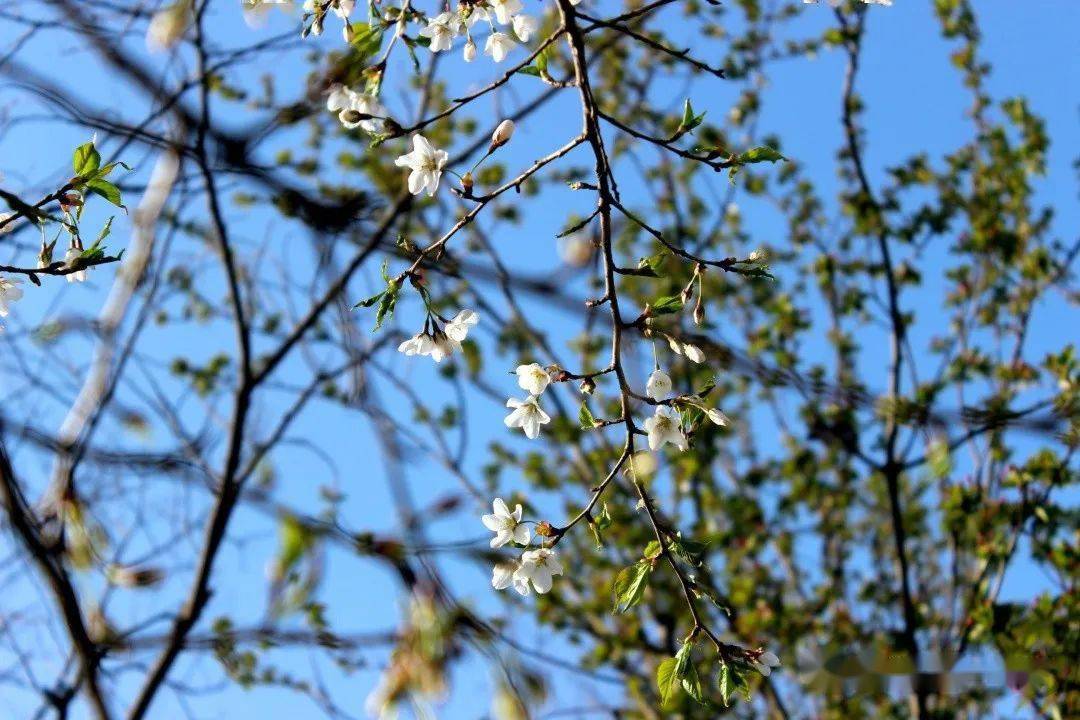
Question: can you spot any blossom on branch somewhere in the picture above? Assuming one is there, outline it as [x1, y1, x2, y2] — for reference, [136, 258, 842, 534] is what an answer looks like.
[754, 651, 781, 676]
[512, 548, 563, 594]
[643, 405, 687, 451]
[395, 135, 449, 197]
[484, 32, 515, 63]
[646, 369, 672, 401]
[511, 14, 537, 42]
[444, 309, 478, 343]
[482, 498, 530, 548]
[515, 363, 551, 396]
[326, 85, 386, 133]
[492, 560, 529, 595]
[490, 0, 523, 25]
[504, 395, 550, 439]
[419, 12, 459, 52]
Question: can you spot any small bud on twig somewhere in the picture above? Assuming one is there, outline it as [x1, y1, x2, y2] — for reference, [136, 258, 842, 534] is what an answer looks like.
[490, 119, 515, 150]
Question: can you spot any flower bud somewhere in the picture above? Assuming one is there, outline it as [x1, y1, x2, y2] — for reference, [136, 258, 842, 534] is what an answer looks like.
[106, 564, 165, 588]
[461, 172, 474, 194]
[38, 238, 56, 268]
[579, 377, 596, 395]
[491, 119, 515, 149]
[463, 38, 477, 62]
[693, 298, 705, 326]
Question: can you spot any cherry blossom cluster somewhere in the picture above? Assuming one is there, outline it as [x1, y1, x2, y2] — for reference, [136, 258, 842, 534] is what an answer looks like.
[421, 0, 548, 64]
[397, 309, 478, 362]
[504, 363, 554, 439]
[483, 498, 564, 595]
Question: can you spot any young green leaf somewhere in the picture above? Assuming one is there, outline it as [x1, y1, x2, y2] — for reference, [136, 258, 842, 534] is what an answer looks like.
[73, 141, 101, 177]
[656, 657, 681, 707]
[87, 179, 125, 209]
[650, 294, 684, 316]
[373, 280, 399, 331]
[718, 663, 731, 707]
[611, 560, 650, 614]
[578, 401, 598, 429]
[353, 290, 385, 309]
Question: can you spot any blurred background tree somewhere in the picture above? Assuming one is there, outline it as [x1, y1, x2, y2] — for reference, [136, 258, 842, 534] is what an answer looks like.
[0, 0, 1075, 718]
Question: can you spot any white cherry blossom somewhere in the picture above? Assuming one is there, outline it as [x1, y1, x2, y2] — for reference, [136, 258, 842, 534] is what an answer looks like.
[643, 405, 687, 452]
[465, 5, 492, 27]
[490, 0, 523, 25]
[492, 561, 529, 595]
[515, 363, 550, 396]
[484, 31, 515, 63]
[0, 276, 24, 317]
[481, 497, 530, 548]
[513, 548, 562, 594]
[394, 134, 448, 197]
[64, 246, 87, 283]
[326, 85, 386, 133]
[504, 395, 550, 439]
[398, 332, 434, 357]
[463, 37, 477, 62]
[428, 332, 458, 363]
[511, 14, 538, 42]
[755, 650, 781, 676]
[444, 309, 478, 342]
[419, 12, 459, 52]
[646, 369, 672, 401]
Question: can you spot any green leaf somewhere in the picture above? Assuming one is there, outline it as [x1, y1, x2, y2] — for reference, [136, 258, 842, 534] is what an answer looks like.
[643, 540, 663, 560]
[656, 657, 681, 707]
[578, 401, 598, 429]
[738, 146, 786, 165]
[650, 294, 683, 315]
[373, 280, 399, 331]
[593, 502, 612, 530]
[351, 25, 384, 63]
[73, 141, 101, 177]
[636, 252, 667, 277]
[611, 561, 651, 614]
[86, 179, 125, 209]
[353, 291, 385, 309]
[682, 659, 704, 704]
[670, 536, 709, 566]
[678, 99, 706, 136]
[729, 145, 786, 184]
[517, 65, 542, 77]
[718, 663, 731, 707]
[93, 216, 114, 246]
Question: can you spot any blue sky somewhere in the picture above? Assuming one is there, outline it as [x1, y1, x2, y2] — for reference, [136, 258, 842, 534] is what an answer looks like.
[0, 1, 1076, 718]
